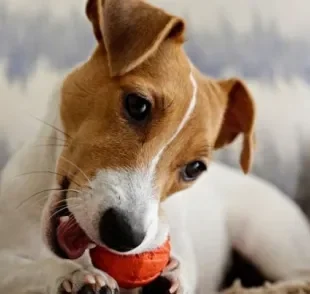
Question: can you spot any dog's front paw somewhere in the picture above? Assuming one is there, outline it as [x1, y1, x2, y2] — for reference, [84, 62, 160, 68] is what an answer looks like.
[60, 267, 119, 294]
[142, 257, 187, 294]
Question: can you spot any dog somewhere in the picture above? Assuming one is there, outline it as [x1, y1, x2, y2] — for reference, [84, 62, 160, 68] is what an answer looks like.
[2, 0, 310, 293]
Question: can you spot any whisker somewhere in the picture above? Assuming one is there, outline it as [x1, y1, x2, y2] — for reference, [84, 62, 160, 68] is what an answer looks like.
[54, 198, 82, 207]
[1, 171, 74, 196]
[32, 144, 69, 148]
[35, 136, 68, 142]
[49, 206, 72, 221]
[17, 188, 81, 209]
[29, 114, 72, 139]
[62, 214, 79, 229]
[59, 156, 92, 187]
[57, 166, 83, 188]
[62, 204, 86, 232]
[18, 197, 79, 213]
[14, 171, 81, 187]
[34, 136, 88, 148]
[49, 202, 81, 222]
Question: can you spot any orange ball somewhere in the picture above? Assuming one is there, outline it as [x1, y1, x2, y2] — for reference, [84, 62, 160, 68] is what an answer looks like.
[89, 239, 171, 289]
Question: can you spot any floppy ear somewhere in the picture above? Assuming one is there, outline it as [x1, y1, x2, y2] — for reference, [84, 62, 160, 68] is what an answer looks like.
[86, 0, 185, 77]
[215, 79, 256, 174]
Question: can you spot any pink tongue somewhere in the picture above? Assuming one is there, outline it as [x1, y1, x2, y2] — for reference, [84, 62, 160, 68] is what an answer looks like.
[56, 217, 91, 259]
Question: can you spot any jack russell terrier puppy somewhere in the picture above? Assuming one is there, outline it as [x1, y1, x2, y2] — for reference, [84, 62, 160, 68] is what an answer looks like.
[1, 0, 310, 293]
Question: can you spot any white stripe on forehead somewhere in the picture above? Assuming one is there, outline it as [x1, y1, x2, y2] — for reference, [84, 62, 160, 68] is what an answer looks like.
[149, 69, 198, 174]
[89, 68, 198, 250]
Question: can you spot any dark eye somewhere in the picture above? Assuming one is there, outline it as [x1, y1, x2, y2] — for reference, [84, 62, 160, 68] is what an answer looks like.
[124, 93, 151, 122]
[181, 161, 207, 182]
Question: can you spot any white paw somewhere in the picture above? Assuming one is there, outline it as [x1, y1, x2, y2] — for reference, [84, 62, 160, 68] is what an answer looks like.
[59, 267, 119, 294]
[161, 257, 184, 294]
[142, 256, 190, 294]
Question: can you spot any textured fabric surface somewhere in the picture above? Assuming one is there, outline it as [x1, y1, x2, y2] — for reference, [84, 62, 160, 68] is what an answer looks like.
[222, 280, 310, 294]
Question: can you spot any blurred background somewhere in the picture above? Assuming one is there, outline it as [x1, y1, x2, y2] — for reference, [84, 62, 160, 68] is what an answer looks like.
[1, 0, 310, 214]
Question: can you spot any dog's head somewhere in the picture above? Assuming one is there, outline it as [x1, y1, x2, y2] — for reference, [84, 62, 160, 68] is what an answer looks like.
[42, 0, 255, 259]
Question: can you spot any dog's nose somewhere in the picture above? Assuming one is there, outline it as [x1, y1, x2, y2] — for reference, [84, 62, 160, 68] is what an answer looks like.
[99, 208, 145, 252]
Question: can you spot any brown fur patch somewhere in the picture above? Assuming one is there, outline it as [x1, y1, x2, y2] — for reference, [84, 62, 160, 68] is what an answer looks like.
[57, 0, 256, 201]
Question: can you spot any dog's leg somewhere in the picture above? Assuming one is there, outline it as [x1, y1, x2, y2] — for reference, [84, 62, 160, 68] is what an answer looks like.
[141, 180, 230, 294]
[0, 252, 119, 294]
[141, 253, 193, 294]
[227, 182, 310, 282]
[141, 210, 198, 294]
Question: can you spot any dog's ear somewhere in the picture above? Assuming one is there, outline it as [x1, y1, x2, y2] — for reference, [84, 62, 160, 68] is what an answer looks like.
[86, 0, 185, 77]
[215, 79, 256, 174]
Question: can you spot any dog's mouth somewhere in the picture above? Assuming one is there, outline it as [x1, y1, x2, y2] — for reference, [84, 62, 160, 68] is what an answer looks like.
[46, 178, 167, 260]
[49, 179, 95, 260]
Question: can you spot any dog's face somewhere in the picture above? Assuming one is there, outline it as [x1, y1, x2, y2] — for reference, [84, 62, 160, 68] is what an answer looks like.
[42, 0, 255, 259]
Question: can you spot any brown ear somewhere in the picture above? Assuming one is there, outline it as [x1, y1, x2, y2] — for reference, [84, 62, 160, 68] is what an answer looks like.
[86, 0, 185, 77]
[215, 79, 256, 174]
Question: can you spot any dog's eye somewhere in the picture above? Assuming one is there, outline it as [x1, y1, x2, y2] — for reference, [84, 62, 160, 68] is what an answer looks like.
[124, 93, 151, 122]
[181, 161, 207, 182]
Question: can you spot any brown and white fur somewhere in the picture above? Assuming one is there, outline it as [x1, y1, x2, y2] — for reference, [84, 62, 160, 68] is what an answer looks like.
[1, 0, 310, 293]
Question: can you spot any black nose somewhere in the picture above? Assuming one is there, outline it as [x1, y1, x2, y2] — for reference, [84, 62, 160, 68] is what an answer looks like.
[99, 208, 145, 252]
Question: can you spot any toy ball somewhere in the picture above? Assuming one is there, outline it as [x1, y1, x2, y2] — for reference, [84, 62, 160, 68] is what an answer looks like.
[89, 238, 171, 289]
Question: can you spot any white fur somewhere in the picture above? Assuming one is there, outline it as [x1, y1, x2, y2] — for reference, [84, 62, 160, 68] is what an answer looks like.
[215, 79, 310, 206]
[2, 80, 310, 293]
[150, 70, 197, 171]
[78, 168, 169, 255]
[163, 162, 310, 293]
[77, 69, 197, 255]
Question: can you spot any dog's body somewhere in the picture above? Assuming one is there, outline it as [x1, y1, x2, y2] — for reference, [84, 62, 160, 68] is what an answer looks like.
[0, 88, 310, 294]
[2, 99, 310, 293]
[2, 0, 310, 293]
